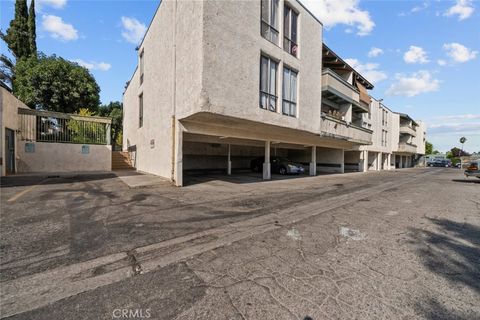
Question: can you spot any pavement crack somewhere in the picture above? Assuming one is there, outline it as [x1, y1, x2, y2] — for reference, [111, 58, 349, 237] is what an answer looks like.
[126, 250, 142, 275]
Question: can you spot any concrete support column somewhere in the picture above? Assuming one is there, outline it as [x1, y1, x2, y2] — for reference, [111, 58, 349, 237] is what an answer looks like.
[377, 153, 382, 171]
[173, 120, 183, 187]
[399, 156, 403, 169]
[387, 154, 391, 170]
[227, 144, 232, 175]
[359, 150, 368, 172]
[263, 140, 271, 180]
[309, 146, 317, 176]
[340, 149, 345, 173]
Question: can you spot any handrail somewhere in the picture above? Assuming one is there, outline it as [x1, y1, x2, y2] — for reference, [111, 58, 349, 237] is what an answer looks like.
[18, 108, 112, 124]
[321, 112, 373, 133]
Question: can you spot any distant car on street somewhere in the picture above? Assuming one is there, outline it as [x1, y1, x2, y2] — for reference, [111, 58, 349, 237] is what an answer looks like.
[464, 161, 480, 178]
[429, 160, 451, 167]
[250, 156, 305, 175]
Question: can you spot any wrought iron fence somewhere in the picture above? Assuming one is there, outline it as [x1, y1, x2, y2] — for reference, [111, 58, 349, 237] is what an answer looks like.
[18, 109, 111, 145]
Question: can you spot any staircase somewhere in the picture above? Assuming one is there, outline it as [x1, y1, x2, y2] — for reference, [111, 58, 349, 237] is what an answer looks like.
[112, 151, 134, 171]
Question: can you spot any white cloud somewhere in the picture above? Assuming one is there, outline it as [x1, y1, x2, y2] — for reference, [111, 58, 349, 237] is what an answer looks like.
[444, 0, 475, 20]
[72, 59, 111, 71]
[121, 17, 147, 45]
[386, 71, 440, 97]
[427, 122, 480, 135]
[411, 2, 429, 13]
[437, 59, 447, 66]
[344, 58, 388, 84]
[443, 43, 478, 63]
[42, 15, 78, 41]
[403, 46, 429, 64]
[435, 114, 480, 121]
[37, 0, 66, 9]
[303, 0, 375, 36]
[368, 47, 384, 58]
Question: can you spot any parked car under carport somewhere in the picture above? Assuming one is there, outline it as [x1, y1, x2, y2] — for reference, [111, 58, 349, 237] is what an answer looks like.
[250, 156, 305, 175]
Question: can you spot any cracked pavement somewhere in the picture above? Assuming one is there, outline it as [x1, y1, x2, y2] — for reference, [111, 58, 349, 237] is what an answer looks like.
[1, 168, 479, 319]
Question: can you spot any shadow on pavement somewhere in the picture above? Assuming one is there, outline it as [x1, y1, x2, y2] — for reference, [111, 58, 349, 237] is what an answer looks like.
[451, 179, 480, 184]
[410, 218, 480, 319]
[415, 297, 477, 320]
[0, 173, 117, 188]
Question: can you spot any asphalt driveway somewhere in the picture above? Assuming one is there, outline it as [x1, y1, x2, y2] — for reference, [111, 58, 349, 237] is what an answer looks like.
[1, 168, 478, 319]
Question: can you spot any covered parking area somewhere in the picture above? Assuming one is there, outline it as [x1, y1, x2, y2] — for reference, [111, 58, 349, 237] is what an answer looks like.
[176, 113, 358, 186]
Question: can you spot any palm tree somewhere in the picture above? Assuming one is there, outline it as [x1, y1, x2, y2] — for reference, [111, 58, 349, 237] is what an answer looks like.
[460, 137, 467, 154]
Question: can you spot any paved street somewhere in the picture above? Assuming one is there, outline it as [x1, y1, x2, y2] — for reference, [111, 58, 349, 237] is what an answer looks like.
[0, 168, 479, 319]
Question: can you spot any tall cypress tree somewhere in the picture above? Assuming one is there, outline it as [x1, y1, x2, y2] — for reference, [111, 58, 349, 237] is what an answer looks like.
[28, 0, 37, 56]
[5, 0, 30, 59]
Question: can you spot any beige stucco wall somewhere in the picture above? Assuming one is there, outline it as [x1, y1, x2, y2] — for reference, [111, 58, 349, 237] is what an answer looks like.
[123, 0, 204, 180]
[0, 87, 29, 176]
[359, 98, 395, 154]
[201, 0, 323, 134]
[414, 121, 426, 155]
[123, 0, 323, 182]
[17, 142, 111, 173]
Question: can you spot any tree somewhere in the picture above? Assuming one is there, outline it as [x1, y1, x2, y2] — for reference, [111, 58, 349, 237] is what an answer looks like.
[27, 0, 36, 56]
[98, 101, 123, 149]
[68, 108, 106, 144]
[4, 0, 31, 59]
[0, 51, 15, 90]
[449, 147, 470, 158]
[425, 141, 433, 155]
[14, 54, 100, 113]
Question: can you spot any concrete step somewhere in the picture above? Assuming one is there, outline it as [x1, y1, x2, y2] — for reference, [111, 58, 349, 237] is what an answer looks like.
[112, 151, 134, 171]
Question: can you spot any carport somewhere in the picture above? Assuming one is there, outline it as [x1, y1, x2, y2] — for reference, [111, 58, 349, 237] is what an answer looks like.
[182, 133, 316, 185]
[175, 113, 362, 186]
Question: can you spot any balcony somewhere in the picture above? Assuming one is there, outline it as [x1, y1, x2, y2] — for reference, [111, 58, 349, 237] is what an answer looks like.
[399, 125, 417, 137]
[398, 142, 417, 153]
[320, 113, 372, 145]
[322, 69, 369, 113]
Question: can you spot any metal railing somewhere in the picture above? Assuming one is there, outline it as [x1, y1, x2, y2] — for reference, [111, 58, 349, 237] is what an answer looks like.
[18, 109, 111, 145]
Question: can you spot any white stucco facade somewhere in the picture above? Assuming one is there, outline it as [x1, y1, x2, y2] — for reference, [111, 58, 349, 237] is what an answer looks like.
[123, 0, 426, 185]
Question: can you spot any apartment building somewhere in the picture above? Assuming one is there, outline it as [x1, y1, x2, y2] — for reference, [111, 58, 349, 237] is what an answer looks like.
[123, 0, 425, 186]
[392, 113, 426, 168]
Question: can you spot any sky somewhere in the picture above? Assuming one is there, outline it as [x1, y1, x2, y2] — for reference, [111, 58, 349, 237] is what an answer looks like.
[1, 0, 479, 153]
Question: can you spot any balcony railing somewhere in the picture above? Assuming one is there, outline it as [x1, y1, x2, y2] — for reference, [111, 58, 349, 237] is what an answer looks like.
[399, 125, 417, 137]
[398, 142, 417, 153]
[320, 113, 372, 144]
[322, 69, 359, 102]
[18, 108, 112, 145]
[322, 69, 369, 112]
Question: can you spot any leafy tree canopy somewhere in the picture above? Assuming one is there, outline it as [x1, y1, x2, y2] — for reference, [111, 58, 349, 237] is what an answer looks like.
[14, 54, 100, 113]
[425, 141, 433, 155]
[98, 101, 123, 149]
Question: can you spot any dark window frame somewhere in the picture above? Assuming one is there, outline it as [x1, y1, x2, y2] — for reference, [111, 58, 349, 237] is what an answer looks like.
[283, 5, 299, 57]
[282, 65, 298, 117]
[139, 49, 144, 85]
[260, 0, 280, 45]
[259, 55, 278, 112]
[139, 93, 144, 128]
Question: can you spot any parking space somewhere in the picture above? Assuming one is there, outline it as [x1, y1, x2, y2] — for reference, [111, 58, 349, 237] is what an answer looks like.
[182, 133, 350, 185]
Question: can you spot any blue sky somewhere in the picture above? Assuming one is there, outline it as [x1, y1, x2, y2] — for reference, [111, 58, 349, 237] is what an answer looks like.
[1, 0, 479, 153]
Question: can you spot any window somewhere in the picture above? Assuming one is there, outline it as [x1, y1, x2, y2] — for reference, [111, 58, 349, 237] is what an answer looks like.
[139, 93, 143, 128]
[261, 0, 279, 44]
[260, 55, 278, 111]
[283, 6, 298, 57]
[282, 66, 297, 117]
[139, 50, 144, 84]
[385, 130, 388, 147]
